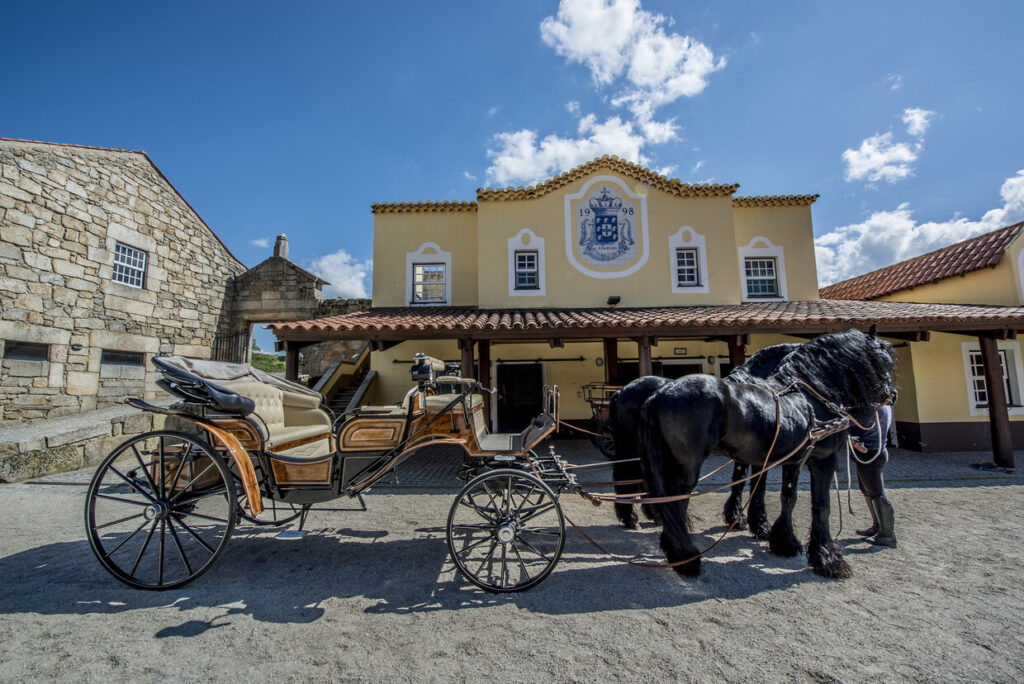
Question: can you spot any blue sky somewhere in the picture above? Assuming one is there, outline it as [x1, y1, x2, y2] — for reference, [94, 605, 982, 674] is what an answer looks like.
[3, 1, 1023, 351]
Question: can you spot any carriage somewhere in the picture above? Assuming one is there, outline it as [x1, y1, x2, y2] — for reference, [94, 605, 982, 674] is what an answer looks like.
[581, 382, 621, 458]
[84, 353, 583, 593]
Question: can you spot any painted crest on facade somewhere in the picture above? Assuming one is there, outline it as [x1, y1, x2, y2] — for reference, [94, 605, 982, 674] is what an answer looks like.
[565, 175, 649, 278]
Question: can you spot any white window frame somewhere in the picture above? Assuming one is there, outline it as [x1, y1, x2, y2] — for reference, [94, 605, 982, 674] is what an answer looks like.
[507, 228, 546, 296]
[514, 250, 540, 291]
[739, 237, 788, 302]
[961, 341, 1024, 416]
[406, 242, 452, 305]
[668, 227, 709, 294]
[112, 242, 147, 289]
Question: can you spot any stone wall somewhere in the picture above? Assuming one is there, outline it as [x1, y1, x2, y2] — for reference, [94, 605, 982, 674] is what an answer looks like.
[0, 140, 247, 424]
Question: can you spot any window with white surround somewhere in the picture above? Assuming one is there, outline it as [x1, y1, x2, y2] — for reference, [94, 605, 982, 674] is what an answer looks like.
[668, 226, 709, 294]
[961, 341, 1024, 416]
[514, 251, 539, 290]
[507, 228, 546, 296]
[112, 242, 147, 288]
[406, 242, 452, 305]
[675, 248, 700, 287]
[412, 263, 446, 303]
[744, 257, 779, 298]
[739, 237, 788, 302]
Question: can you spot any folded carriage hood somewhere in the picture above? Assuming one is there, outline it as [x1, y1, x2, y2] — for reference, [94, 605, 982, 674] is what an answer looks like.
[155, 356, 324, 401]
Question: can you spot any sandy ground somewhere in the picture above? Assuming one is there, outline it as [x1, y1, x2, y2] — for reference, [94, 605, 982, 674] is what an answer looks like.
[1, 461, 1022, 682]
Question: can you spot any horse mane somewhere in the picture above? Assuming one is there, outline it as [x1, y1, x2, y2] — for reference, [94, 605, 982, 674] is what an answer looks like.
[771, 329, 895, 408]
[726, 343, 802, 384]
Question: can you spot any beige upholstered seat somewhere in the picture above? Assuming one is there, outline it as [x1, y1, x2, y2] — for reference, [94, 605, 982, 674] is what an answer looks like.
[220, 380, 332, 460]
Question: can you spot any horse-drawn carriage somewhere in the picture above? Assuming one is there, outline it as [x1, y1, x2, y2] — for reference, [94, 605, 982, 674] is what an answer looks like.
[85, 353, 579, 592]
[85, 329, 898, 592]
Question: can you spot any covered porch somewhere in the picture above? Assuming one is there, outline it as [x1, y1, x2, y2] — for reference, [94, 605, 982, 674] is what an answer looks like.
[270, 300, 1024, 467]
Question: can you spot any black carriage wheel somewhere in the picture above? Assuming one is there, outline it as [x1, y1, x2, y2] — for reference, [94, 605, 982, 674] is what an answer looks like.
[596, 419, 616, 459]
[446, 468, 565, 592]
[85, 430, 237, 590]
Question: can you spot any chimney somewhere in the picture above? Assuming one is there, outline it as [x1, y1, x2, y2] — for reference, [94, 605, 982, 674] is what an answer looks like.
[274, 234, 289, 260]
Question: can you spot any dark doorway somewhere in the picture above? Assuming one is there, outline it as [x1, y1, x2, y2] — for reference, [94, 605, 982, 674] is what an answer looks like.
[497, 363, 543, 432]
[660, 362, 702, 379]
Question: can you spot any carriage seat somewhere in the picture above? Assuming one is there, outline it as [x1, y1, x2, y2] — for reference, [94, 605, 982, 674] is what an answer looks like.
[219, 380, 332, 460]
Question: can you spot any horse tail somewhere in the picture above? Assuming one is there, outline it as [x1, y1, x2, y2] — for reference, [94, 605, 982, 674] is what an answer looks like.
[638, 393, 667, 500]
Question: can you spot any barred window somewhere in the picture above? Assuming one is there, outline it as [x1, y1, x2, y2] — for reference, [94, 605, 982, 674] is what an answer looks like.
[675, 248, 700, 287]
[101, 350, 146, 367]
[112, 242, 147, 289]
[744, 257, 779, 298]
[412, 263, 446, 303]
[514, 251, 539, 290]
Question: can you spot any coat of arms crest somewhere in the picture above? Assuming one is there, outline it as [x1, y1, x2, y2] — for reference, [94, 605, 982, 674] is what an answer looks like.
[576, 186, 636, 263]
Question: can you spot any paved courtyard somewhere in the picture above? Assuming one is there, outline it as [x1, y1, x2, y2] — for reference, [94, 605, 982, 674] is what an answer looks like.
[1, 439, 1021, 681]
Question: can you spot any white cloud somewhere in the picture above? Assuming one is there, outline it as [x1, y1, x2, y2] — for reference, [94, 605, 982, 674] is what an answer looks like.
[841, 132, 919, 184]
[885, 73, 903, 91]
[250, 237, 270, 248]
[487, 106, 501, 118]
[307, 250, 373, 299]
[541, 0, 724, 121]
[902, 107, 935, 137]
[462, 171, 477, 181]
[486, 115, 648, 186]
[486, 0, 718, 187]
[816, 169, 1024, 285]
[691, 159, 705, 173]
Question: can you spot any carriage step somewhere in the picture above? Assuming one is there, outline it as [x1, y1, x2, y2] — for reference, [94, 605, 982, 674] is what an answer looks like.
[275, 530, 308, 540]
[493, 455, 516, 461]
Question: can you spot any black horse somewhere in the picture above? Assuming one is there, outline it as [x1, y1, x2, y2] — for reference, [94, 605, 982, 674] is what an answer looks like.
[640, 329, 895, 578]
[608, 343, 802, 533]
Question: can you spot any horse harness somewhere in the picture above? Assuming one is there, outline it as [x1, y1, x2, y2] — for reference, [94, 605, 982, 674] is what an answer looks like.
[551, 378, 891, 569]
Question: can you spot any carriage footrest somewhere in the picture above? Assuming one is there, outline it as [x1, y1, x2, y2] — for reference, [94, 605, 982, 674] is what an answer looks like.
[493, 454, 516, 461]
[276, 530, 308, 540]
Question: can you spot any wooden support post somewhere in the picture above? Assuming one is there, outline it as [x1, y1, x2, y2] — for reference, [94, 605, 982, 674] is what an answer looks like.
[979, 335, 1014, 468]
[285, 342, 299, 382]
[637, 336, 653, 377]
[603, 337, 619, 384]
[727, 334, 746, 369]
[459, 339, 475, 381]
[478, 339, 492, 432]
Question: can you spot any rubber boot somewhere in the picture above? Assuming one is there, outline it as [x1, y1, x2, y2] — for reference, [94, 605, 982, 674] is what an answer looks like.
[856, 494, 879, 537]
[868, 496, 897, 548]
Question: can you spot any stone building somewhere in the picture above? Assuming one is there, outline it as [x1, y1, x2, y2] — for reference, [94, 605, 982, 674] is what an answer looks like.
[0, 139, 247, 424]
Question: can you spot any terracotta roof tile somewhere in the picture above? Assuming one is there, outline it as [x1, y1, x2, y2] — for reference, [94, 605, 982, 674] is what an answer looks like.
[820, 222, 1024, 300]
[733, 194, 819, 207]
[270, 301, 1024, 340]
[476, 155, 739, 201]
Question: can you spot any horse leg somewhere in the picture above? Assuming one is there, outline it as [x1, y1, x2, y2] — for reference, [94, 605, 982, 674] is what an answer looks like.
[656, 456, 703, 577]
[612, 457, 640, 530]
[721, 462, 748, 527]
[805, 453, 851, 578]
[745, 468, 771, 540]
[769, 464, 803, 556]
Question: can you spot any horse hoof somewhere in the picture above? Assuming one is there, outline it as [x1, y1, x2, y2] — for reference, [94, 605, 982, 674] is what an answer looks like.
[769, 528, 803, 557]
[622, 514, 640, 531]
[642, 504, 659, 523]
[750, 520, 772, 540]
[671, 557, 702, 577]
[813, 558, 852, 579]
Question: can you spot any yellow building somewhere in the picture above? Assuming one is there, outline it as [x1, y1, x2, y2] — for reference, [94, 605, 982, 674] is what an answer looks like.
[273, 158, 1024, 461]
[821, 221, 1024, 453]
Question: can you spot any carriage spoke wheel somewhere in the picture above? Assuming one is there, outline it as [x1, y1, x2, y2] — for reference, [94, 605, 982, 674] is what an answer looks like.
[85, 430, 236, 590]
[447, 469, 565, 592]
[596, 419, 616, 459]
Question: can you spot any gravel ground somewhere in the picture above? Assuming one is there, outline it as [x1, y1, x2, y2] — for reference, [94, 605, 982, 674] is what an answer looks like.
[1, 443, 1022, 682]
